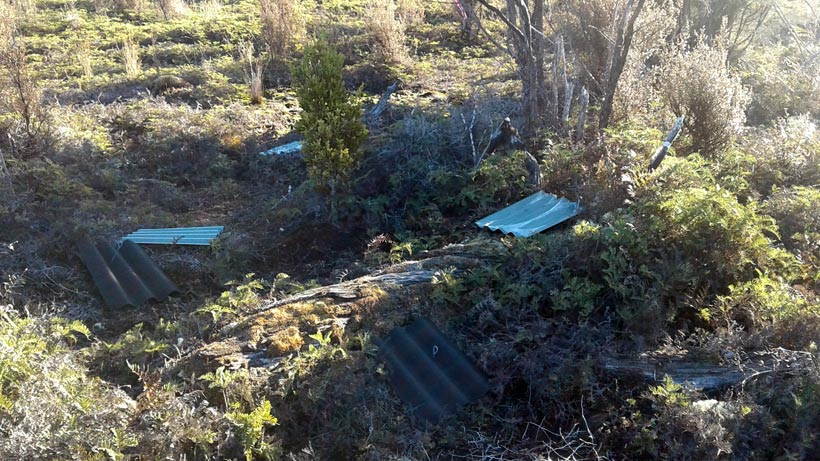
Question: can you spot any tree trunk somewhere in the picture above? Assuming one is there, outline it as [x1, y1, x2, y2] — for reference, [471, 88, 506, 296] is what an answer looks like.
[475, 0, 549, 134]
[598, 0, 646, 131]
[575, 86, 589, 142]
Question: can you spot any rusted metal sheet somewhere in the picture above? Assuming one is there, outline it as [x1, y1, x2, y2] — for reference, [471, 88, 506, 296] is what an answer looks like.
[122, 226, 224, 245]
[475, 191, 580, 238]
[77, 236, 178, 309]
[377, 317, 489, 423]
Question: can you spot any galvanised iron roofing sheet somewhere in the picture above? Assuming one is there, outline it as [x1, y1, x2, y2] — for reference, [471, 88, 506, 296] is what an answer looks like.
[259, 141, 302, 156]
[77, 236, 178, 309]
[475, 191, 580, 238]
[121, 226, 224, 245]
[377, 317, 490, 423]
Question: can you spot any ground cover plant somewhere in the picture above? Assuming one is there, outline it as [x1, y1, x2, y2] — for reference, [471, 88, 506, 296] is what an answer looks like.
[0, 0, 818, 459]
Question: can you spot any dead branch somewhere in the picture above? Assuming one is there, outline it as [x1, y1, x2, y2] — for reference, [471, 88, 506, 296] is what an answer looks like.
[367, 80, 399, 124]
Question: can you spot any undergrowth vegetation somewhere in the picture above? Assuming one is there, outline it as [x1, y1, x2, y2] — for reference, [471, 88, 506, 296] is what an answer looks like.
[0, 0, 818, 459]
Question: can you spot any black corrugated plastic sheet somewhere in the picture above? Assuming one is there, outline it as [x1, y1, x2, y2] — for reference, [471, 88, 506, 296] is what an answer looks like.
[378, 317, 490, 423]
[77, 236, 178, 309]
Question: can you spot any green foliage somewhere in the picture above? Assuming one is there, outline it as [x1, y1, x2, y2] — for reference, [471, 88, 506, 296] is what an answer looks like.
[713, 275, 817, 327]
[0, 308, 136, 459]
[550, 276, 602, 317]
[197, 273, 265, 322]
[102, 322, 171, 369]
[195, 303, 236, 322]
[49, 318, 91, 345]
[308, 329, 332, 351]
[199, 366, 251, 407]
[0, 309, 48, 406]
[226, 400, 279, 461]
[649, 375, 690, 409]
[557, 153, 800, 337]
[431, 234, 571, 312]
[271, 272, 319, 295]
[763, 187, 820, 248]
[222, 273, 264, 308]
[539, 142, 587, 193]
[430, 266, 467, 306]
[199, 366, 249, 391]
[465, 151, 530, 208]
[292, 38, 367, 193]
[649, 187, 783, 282]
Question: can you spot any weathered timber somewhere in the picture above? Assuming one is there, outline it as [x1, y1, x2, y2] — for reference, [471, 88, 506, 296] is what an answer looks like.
[561, 82, 574, 131]
[367, 81, 399, 123]
[250, 269, 437, 316]
[575, 87, 589, 142]
[602, 349, 811, 390]
[525, 151, 542, 187]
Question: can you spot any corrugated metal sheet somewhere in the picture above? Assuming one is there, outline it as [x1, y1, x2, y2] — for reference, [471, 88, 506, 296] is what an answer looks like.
[377, 317, 490, 423]
[475, 191, 580, 238]
[77, 236, 178, 309]
[122, 226, 224, 245]
[259, 141, 302, 156]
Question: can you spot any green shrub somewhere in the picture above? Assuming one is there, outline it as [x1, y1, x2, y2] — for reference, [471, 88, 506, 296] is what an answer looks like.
[0, 308, 138, 460]
[657, 41, 750, 157]
[563, 155, 798, 337]
[292, 39, 368, 195]
[227, 400, 279, 461]
[745, 115, 820, 196]
[0, 38, 53, 158]
[647, 187, 784, 283]
[744, 42, 820, 125]
[712, 275, 814, 328]
[763, 186, 820, 252]
[443, 150, 530, 212]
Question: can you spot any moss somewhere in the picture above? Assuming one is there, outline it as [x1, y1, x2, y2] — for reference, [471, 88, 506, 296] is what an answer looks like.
[266, 326, 304, 356]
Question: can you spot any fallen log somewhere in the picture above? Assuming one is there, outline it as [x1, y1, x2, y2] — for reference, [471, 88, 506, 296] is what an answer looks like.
[250, 269, 436, 315]
[601, 349, 813, 390]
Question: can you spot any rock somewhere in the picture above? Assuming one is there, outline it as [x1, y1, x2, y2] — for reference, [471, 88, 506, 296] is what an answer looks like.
[149, 75, 192, 95]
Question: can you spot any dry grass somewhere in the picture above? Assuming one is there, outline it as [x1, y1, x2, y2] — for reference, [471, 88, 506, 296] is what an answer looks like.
[121, 37, 141, 78]
[259, 0, 304, 59]
[397, 0, 424, 26]
[11, 0, 36, 16]
[155, 0, 189, 20]
[248, 301, 328, 347]
[115, 0, 146, 14]
[74, 41, 93, 78]
[0, 4, 16, 50]
[238, 41, 264, 105]
[366, 0, 409, 65]
[197, 0, 223, 20]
